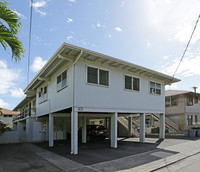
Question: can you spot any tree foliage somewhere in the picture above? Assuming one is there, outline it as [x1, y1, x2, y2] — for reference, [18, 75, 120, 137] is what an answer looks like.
[0, 0, 24, 62]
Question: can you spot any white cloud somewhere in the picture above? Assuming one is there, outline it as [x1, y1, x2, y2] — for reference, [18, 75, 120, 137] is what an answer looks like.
[91, 22, 105, 29]
[114, 27, 122, 32]
[31, 1, 46, 8]
[69, 0, 76, 2]
[159, 54, 200, 77]
[13, 10, 26, 19]
[163, 56, 169, 60]
[67, 35, 73, 40]
[31, 57, 47, 73]
[165, 83, 178, 90]
[31, 0, 47, 16]
[146, 41, 151, 47]
[0, 99, 9, 108]
[0, 60, 20, 95]
[67, 18, 73, 23]
[10, 88, 25, 98]
[145, 0, 200, 43]
[120, 1, 125, 7]
[108, 34, 112, 38]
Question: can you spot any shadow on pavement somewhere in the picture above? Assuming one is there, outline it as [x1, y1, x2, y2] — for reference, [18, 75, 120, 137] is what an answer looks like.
[34, 138, 177, 166]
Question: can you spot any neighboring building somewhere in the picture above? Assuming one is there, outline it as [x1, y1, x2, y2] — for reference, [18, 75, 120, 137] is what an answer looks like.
[13, 43, 179, 154]
[0, 108, 19, 127]
[165, 90, 200, 131]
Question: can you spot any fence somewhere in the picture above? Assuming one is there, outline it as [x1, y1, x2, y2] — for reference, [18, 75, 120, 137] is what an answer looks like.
[0, 131, 19, 144]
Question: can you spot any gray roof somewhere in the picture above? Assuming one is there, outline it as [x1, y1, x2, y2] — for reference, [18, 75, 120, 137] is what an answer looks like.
[165, 90, 200, 97]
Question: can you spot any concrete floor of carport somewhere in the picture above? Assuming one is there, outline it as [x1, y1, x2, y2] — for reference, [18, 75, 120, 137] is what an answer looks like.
[34, 137, 179, 166]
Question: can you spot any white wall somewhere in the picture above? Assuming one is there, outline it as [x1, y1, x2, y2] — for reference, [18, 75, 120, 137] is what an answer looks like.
[36, 64, 73, 116]
[74, 61, 165, 113]
[0, 131, 19, 144]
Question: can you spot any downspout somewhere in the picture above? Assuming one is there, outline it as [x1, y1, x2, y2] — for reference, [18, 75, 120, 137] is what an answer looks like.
[71, 50, 83, 154]
[72, 50, 83, 111]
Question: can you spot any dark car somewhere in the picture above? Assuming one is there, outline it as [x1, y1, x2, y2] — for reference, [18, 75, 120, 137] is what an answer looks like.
[79, 125, 108, 141]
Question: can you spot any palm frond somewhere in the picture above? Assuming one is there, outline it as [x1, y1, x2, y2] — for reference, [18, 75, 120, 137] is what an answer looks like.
[0, 1, 24, 62]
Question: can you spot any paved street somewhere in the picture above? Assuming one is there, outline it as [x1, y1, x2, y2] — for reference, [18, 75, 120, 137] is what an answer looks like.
[0, 137, 200, 172]
[0, 144, 62, 172]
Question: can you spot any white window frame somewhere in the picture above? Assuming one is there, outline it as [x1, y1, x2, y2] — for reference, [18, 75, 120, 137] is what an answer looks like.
[86, 66, 109, 87]
[57, 70, 67, 91]
[124, 74, 140, 92]
[38, 85, 48, 104]
[149, 81, 161, 95]
[43, 85, 48, 101]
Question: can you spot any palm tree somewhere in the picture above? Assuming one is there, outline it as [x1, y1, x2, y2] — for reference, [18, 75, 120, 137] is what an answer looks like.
[0, 1, 24, 62]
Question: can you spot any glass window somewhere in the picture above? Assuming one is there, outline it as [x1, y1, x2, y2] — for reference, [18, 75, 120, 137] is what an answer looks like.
[195, 115, 198, 123]
[62, 71, 67, 87]
[87, 67, 98, 84]
[99, 69, 109, 86]
[38, 92, 42, 103]
[43, 86, 47, 101]
[133, 77, 139, 91]
[187, 115, 193, 125]
[57, 75, 62, 90]
[57, 70, 67, 91]
[87, 67, 109, 86]
[165, 97, 171, 107]
[171, 96, 178, 106]
[150, 82, 155, 94]
[125, 76, 132, 89]
[156, 83, 161, 95]
[150, 81, 161, 95]
[187, 96, 193, 106]
[125, 75, 140, 91]
[195, 97, 198, 104]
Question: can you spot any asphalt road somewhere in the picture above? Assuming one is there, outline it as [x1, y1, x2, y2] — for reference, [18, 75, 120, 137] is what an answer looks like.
[0, 144, 62, 172]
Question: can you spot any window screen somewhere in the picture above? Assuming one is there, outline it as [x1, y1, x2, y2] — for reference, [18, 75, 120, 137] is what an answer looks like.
[87, 67, 98, 84]
[125, 75, 132, 89]
[99, 69, 109, 86]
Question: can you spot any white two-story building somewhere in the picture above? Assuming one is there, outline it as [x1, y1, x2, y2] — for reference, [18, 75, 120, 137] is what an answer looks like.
[13, 43, 179, 154]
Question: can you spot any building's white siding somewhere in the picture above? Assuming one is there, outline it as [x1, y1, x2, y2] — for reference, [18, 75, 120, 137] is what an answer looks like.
[74, 61, 165, 113]
[36, 65, 73, 116]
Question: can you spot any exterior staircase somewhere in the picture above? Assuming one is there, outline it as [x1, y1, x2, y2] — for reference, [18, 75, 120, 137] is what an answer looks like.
[118, 117, 139, 137]
[118, 114, 179, 136]
[151, 114, 179, 132]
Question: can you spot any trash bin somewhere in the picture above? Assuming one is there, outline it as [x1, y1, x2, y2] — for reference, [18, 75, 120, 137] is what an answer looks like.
[196, 129, 200, 137]
[189, 129, 196, 138]
[185, 129, 189, 137]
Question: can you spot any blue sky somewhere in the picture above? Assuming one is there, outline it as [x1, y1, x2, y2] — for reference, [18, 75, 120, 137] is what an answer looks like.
[1, 0, 200, 110]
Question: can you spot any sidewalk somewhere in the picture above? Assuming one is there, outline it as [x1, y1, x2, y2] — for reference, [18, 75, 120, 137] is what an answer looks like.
[23, 137, 200, 172]
[120, 138, 200, 172]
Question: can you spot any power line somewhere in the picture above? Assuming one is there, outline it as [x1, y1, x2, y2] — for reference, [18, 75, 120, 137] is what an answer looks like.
[27, 0, 33, 84]
[172, 14, 200, 78]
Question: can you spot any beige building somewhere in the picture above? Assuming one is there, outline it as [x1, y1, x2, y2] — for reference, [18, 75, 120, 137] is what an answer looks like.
[0, 108, 19, 127]
[165, 90, 200, 131]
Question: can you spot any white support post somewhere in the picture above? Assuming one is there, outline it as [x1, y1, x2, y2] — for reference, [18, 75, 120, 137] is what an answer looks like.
[46, 120, 49, 141]
[82, 116, 87, 143]
[111, 112, 118, 148]
[49, 113, 54, 147]
[129, 116, 133, 137]
[71, 111, 74, 154]
[139, 113, 145, 143]
[159, 113, 165, 139]
[73, 111, 78, 154]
